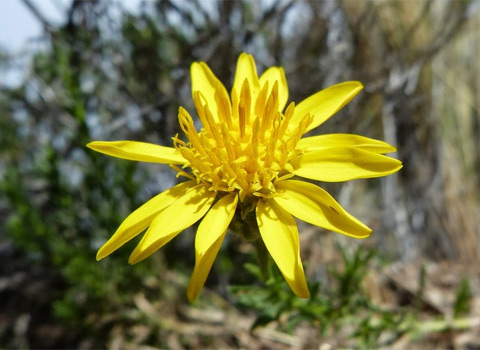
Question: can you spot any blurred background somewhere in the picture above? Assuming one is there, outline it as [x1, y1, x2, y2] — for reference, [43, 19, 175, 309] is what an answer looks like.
[1, 0, 479, 348]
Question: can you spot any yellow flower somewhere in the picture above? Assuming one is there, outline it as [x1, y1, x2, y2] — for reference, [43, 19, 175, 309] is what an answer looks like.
[87, 53, 402, 301]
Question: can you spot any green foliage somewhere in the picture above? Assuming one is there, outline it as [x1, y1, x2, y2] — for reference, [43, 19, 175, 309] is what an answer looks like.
[0, 3, 167, 334]
[0, 122, 151, 322]
[232, 246, 408, 348]
[414, 264, 427, 312]
[453, 277, 472, 318]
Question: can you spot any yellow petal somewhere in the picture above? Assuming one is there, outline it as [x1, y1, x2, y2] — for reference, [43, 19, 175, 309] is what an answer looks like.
[128, 184, 216, 264]
[97, 180, 196, 260]
[256, 199, 309, 298]
[291, 81, 363, 133]
[191, 61, 230, 122]
[259, 66, 289, 112]
[292, 147, 403, 182]
[232, 53, 259, 98]
[297, 134, 397, 154]
[87, 141, 185, 164]
[187, 193, 238, 301]
[274, 180, 371, 238]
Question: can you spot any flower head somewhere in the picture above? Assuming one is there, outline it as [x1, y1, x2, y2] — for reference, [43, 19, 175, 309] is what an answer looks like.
[88, 53, 402, 300]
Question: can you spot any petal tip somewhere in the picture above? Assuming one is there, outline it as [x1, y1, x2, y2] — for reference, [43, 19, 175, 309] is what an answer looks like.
[348, 80, 364, 90]
[297, 290, 310, 299]
[387, 145, 397, 153]
[190, 61, 209, 77]
[350, 223, 373, 239]
[190, 61, 201, 71]
[239, 52, 251, 59]
[96, 244, 112, 261]
[86, 141, 100, 150]
[340, 81, 364, 97]
[351, 81, 364, 94]
[353, 226, 373, 239]
[186, 287, 199, 302]
[128, 252, 141, 265]
[390, 159, 403, 173]
[96, 250, 105, 261]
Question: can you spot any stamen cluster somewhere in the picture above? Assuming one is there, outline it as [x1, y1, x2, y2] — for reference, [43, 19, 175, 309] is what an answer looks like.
[174, 79, 312, 201]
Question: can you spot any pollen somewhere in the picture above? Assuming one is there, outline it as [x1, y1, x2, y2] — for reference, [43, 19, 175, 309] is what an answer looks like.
[174, 79, 312, 201]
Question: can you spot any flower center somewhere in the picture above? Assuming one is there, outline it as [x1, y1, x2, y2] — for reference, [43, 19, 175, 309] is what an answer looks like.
[174, 79, 311, 201]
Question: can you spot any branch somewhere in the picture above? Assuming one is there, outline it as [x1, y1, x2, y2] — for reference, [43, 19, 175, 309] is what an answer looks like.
[21, 0, 53, 32]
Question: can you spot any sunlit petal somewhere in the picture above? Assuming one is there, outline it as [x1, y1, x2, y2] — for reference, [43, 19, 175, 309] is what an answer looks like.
[128, 185, 216, 264]
[187, 193, 238, 301]
[232, 53, 260, 98]
[259, 66, 289, 111]
[97, 181, 196, 260]
[292, 147, 403, 182]
[87, 141, 185, 164]
[297, 133, 397, 154]
[291, 81, 363, 133]
[256, 199, 309, 298]
[274, 180, 371, 238]
[191, 61, 230, 122]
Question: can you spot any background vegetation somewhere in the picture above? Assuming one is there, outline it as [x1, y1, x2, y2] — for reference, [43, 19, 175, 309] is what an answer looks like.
[1, 0, 479, 348]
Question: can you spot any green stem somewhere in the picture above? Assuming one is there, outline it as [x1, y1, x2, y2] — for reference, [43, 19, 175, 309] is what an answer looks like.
[229, 201, 271, 282]
[255, 238, 270, 282]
